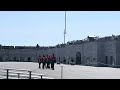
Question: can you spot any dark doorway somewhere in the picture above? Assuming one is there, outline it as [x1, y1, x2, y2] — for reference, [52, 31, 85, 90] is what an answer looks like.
[14, 57, 17, 61]
[20, 57, 24, 62]
[59, 57, 60, 62]
[63, 57, 66, 64]
[105, 56, 108, 66]
[28, 57, 31, 62]
[0, 57, 3, 62]
[71, 57, 74, 62]
[76, 52, 81, 65]
[110, 56, 114, 65]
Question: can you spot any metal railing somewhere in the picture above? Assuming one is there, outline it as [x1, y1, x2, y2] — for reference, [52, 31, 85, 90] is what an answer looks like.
[0, 68, 54, 79]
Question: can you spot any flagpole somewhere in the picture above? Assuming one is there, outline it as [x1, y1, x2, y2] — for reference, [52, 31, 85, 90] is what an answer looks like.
[61, 11, 66, 79]
[64, 11, 66, 45]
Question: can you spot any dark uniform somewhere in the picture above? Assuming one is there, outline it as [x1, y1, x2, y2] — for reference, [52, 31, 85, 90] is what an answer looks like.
[47, 55, 51, 69]
[42, 56, 45, 69]
[44, 56, 47, 69]
[38, 56, 42, 69]
[51, 54, 56, 70]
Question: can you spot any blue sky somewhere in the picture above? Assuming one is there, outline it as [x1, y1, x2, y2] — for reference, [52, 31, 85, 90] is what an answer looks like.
[0, 11, 120, 46]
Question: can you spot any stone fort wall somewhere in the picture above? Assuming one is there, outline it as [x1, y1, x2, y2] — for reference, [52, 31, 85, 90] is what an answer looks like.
[0, 35, 120, 67]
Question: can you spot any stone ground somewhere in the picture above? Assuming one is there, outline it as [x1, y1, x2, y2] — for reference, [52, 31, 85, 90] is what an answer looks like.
[0, 62, 120, 79]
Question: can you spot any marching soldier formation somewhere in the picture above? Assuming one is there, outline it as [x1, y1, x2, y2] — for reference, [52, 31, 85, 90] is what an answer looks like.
[38, 54, 56, 70]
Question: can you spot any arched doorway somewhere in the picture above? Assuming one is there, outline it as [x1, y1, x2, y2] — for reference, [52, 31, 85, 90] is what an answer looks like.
[76, 52, 81, 65]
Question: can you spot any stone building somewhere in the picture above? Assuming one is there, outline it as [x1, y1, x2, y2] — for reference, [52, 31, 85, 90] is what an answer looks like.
[0, 35, 120, 67]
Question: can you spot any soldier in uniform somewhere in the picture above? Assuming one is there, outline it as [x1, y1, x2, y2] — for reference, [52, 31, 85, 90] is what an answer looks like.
[42, 55, 45, 69]
[47, 55, 51, 69]
[51, 54, 56, 70]
[44, 55, 47, 69]
[38, 55, 43, 69]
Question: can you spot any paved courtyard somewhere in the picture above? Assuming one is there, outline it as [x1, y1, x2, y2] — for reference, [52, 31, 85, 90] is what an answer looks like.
[0, 62, 120, 79]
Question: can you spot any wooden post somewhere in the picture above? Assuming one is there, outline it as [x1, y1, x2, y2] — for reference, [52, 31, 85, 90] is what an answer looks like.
[61, 66, 63, 79]
[41, 76, 43, 79]
[28, 71, 32, 79]
[6, 69, 9, 79]
[17, 73, 20, 79]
